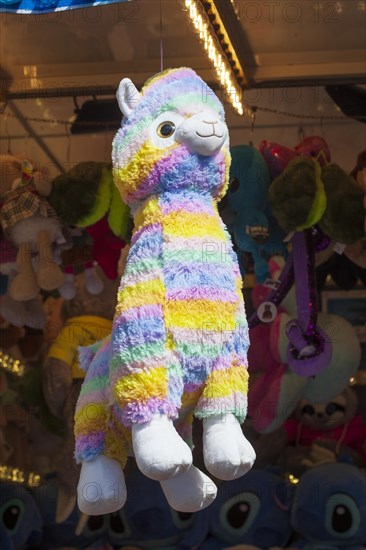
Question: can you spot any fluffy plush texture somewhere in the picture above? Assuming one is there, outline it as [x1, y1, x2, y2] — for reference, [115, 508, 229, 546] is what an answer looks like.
[0, 482, 43, 549]
[260, 136, 331, 180]
[0, 155, 65, 301]
[268, 156, 326, 234]
[50, 163, 131, 280]
[320, 163, 365, 244]
[75, 67, 253, 513]
[290, 462, 366, 549]
[221, 144, 287, 283]
[43, 274, 119, 521]
[196, 468, 293, 549]
[284, 389, 366, 472]
[107, 463, 209, 549]
[269, 156, 365, 243]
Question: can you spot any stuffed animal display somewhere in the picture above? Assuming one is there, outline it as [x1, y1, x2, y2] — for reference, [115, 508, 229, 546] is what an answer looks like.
[74, 67, 255, 516]
[49, 161, 132, 281]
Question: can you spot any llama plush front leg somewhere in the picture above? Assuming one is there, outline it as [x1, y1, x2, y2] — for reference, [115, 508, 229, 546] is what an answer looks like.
[109, 212, 193, 481]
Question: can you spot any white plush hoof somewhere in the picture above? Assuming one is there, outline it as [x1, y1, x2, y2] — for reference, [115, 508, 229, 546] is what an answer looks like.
[160, 465, 217, 513]
[77, 455, 126, 515]
[132, 414, 192, 481]
[203, 414, 256, 481]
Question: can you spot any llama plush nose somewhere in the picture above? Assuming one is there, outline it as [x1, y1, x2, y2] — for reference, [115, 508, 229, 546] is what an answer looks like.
[175, 112, 228, 156]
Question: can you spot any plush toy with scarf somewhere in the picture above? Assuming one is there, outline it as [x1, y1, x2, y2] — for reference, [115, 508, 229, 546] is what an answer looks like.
[74, 67, 255, 516]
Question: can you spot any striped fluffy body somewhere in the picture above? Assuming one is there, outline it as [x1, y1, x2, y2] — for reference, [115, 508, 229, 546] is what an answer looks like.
[75, 68, 250, 467]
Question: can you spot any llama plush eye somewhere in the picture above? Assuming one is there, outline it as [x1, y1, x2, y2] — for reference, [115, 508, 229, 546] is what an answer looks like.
[157, 121, 176, 138]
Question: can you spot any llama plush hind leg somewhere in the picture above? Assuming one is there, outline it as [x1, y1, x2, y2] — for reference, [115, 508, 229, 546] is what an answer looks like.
[75, 338, 127, 515]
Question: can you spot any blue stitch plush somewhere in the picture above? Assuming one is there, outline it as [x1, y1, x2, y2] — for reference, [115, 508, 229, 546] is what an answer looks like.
[0, 482, 43, 549]
[290, 462, 366, 550]
[198, 468, 293, 549]
[32, 477, 109, 548]
[107, 462, 207, 549]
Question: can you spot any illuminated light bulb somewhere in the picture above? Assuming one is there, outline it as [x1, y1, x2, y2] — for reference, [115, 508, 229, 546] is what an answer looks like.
[0, 351, 25, 377]
[183, 0, 251, 117]
[288, 473, 300, 484]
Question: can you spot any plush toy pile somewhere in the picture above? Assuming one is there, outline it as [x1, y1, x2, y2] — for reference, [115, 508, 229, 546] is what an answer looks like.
[1, 66, 366, 550]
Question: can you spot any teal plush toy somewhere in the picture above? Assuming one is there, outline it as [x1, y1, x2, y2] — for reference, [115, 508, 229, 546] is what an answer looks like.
[224, 145, 287, 282]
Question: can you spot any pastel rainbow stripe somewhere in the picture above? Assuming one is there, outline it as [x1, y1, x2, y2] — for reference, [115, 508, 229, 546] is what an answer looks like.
[109, 190, 249, 427]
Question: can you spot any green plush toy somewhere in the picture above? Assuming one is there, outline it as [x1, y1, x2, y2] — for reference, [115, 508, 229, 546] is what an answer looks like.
[269, 156, 365, 243]
[49, 161, 131, 240]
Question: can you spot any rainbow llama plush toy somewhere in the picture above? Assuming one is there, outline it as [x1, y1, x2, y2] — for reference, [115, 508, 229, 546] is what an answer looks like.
[74, 67, 255, 515]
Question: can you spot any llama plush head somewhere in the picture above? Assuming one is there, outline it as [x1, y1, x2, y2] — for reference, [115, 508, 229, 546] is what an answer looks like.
[112, 67, 230, 208]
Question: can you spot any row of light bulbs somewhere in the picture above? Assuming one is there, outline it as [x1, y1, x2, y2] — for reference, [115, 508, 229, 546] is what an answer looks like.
[184, 0, 253, 118]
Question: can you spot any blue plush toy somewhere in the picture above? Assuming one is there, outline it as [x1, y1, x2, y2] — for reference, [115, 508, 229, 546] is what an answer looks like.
[224, 144, 287, 283]
[32, 477, 109, 549]
[197, 468, 293, 549]
[290, 462, 366, 550]
[0, 481, 43, 549]
[107, 462, 206, 549]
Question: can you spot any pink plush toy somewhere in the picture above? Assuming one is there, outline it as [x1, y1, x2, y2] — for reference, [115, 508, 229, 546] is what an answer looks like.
[248, 259, 361, 433]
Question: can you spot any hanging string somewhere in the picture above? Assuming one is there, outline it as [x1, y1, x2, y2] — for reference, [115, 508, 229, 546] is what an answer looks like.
[249, 106, 257, 146]
[64, 122, 71, 166]
[159, 0, 164, 72]
[297, 124, 305, 141]
[4, 115, 12, 154]
[319, 116, 326, 139]
[23, 132, 29, 158]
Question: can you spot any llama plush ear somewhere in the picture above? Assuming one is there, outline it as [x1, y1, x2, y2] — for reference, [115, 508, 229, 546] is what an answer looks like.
[116, 78, 141, 118]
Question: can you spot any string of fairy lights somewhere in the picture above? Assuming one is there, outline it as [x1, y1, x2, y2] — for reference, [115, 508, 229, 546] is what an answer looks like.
[0, 350, 41, 488]
[0, 105, 359, 132]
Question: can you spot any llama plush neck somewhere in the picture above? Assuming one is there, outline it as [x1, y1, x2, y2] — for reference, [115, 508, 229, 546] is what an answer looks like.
[112, 67, 230, 209]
